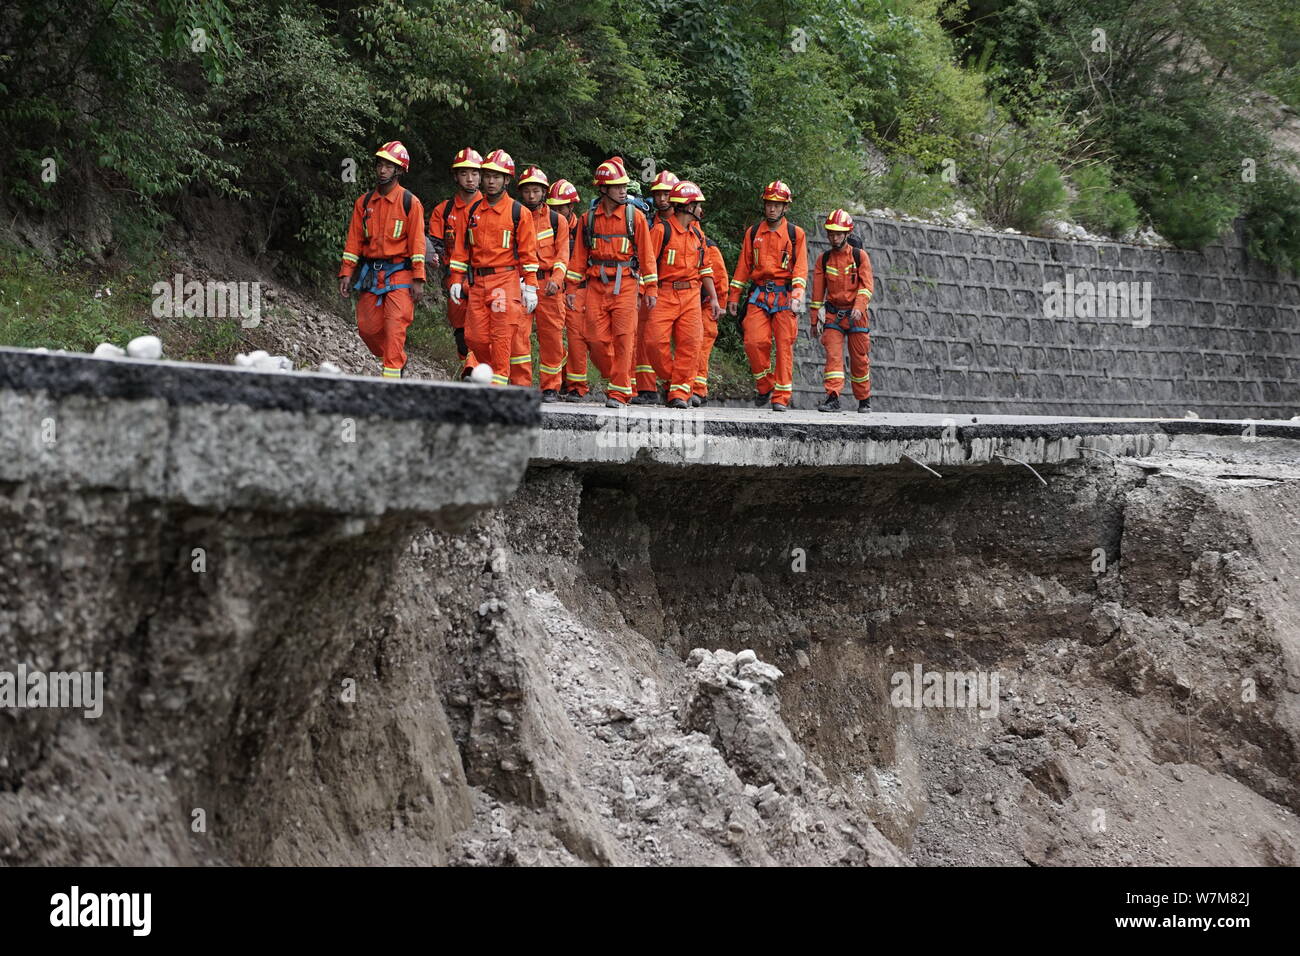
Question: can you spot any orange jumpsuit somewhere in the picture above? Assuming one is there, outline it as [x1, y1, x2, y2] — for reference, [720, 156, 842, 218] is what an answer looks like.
[447, 195, 539, 385]
[647, 216, 712, 403]
[811, 245, 875, 400]
[427, 190, 480, 371]
[694, 239, 727, 400]
[560, 211, 589, 396]
[567, 202, 658, 404]
[523, 204, 570, 390]
[728, 218, 808, 406]
[635, 210, 672, 394]
[338, 185, 427, 378]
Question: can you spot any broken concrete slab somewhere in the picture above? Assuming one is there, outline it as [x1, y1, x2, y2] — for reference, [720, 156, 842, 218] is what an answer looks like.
[0, 347, 539, 517]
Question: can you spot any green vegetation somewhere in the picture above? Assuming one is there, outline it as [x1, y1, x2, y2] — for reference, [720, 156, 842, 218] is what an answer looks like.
[1070, 165, 1140, 238]
[0, 245, 153, 351]
[954, 0, 1300, 268]
[1, 0, 1298, 382]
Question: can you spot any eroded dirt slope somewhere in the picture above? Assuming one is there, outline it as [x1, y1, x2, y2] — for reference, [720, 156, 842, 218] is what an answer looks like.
[5, 440, 1299, 866]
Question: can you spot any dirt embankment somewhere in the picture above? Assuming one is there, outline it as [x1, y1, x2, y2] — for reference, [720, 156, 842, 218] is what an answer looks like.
[4, 439, 1299, 865]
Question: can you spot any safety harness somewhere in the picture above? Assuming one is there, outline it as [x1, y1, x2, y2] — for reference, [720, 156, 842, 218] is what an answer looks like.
[352, 186, 416, 304]
[822, 307, 869, 334]
[352, 258, 414, 303]
[739, 220, 800, 319]
[816, 246, 869, 334]
[585, 201, 638, 295]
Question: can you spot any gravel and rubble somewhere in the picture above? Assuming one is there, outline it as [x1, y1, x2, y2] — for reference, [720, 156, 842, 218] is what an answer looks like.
[4, 408, 1300, 865]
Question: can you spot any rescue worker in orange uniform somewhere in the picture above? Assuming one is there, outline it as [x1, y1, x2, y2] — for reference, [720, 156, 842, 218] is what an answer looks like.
[337, 141, 426, 379]
[427, 147, 483, 377]
[518, 166, 570, 399]
[547, 178, 589, 401]
[447, 149, 539, 386]
[646, 180, 719, 408]
[566, 157, 658, 407]
[727, 180, 808, 411]
[693, 223, 729, 407]
[811, 209, 875, 413]
[633, 170, 681, 404]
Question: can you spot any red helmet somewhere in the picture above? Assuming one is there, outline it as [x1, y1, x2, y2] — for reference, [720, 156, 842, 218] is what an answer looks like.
[761, 180, 793, 203]
[451, 147, 483, 169]
[668, 180, 705, 205]
[517, 165, 549, 188]
[375, 141, 410, 172]
[825, 209, 854, 232]
[480, 149, 516, 176]
[593, 156, 631, 186]
[649, 171, 680, 193]
[546, 179, 580, 206]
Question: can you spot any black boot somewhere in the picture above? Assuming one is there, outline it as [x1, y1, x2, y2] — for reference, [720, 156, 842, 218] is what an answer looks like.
[689, 394, 703, 408]
[631, 390, 658, 405]
[753, 390, 772, 407]
[541, 389, 560, 402]
[562, 389, 583, 403]
[605, 396, 623, 409]
[816, 393, 841, 413]
[857, 398, 871, 414]
[667, 398, 688, 409]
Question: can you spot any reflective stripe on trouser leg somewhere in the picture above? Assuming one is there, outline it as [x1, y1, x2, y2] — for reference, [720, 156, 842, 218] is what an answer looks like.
[691, 319, 722, 398]
[536, 291, 567, 391]
[564, 299, 589, 394]
[585, 280, 637, 402]
[466, 271, 519, 386]
[769, 309, 797, 405]
[649, 287, 702, 402]
[356, 283, 413, 377]
[509, 309, 533, 386]
[849, 328, 871, 401]
[820, 326, 845, 396]
[635, 296, 656, 392]
[693, 319, 717, 397]
[742, 302, 778, 395]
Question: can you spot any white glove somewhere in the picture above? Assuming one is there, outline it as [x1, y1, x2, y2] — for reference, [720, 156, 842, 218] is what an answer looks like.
[790, 290, 807, 314]
[449, 282, 463, 304]
[523, 285, 538, 314]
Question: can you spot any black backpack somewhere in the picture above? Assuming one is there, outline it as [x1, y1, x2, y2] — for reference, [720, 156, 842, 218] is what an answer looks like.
[655, 217, 706, 271]
[735, 220, 801, 330]
[540, 207, 559, 240]
[360, 186, 414, 239]
[745, 220, 800, 262]
[438, 197, 455, 243]
[584, 202, 636, 252]
[817, 245, 866, 277]
[565, 211, 579, 258]
[466, 196, 524, 262]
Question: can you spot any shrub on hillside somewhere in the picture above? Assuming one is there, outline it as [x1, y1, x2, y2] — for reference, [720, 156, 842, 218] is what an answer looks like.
[1146, 176, 1240, 248]
[1244, 165, 1300, 273]
[1069, 164, 1140, 237]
